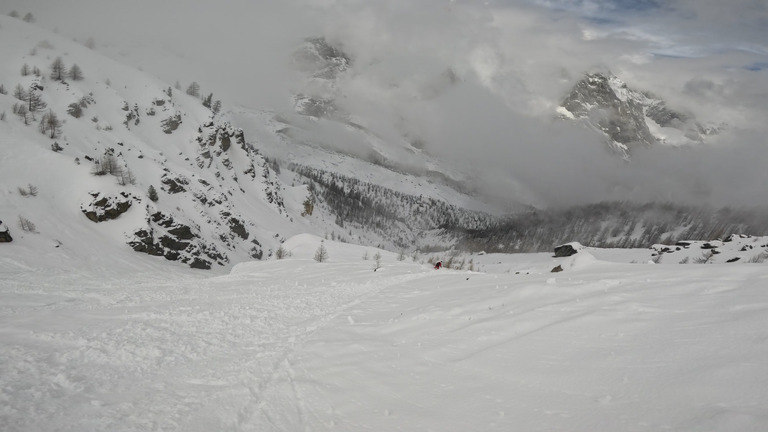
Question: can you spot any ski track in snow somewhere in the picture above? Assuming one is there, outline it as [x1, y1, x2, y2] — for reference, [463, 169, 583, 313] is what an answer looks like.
[1, 247, 768, 431]
[0, 260, 432, 432]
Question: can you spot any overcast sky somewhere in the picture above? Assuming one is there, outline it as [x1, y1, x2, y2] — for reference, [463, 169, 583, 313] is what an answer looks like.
[4, 0, 768, 208]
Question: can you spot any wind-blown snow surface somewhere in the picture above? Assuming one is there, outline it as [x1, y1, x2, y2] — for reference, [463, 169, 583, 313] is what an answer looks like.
[2, 234, 768, 431]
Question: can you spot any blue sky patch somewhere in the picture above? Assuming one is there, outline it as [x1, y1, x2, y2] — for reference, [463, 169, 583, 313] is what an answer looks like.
[745, 61, 768, 71]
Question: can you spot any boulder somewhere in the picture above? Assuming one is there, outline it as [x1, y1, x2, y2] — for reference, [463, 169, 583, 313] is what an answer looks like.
[554, 242, 582, 257]
[0, 221, 12, 243]
[81, 192, 134, 222]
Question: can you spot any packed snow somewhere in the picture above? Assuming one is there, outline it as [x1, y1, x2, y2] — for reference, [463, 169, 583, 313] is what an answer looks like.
[2, 234, 767, 431]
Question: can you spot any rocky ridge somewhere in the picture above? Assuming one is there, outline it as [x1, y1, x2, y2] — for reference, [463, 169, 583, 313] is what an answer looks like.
[559, 72, 719, 158]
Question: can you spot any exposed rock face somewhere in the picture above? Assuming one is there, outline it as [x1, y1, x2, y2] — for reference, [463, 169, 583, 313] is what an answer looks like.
[161, 113, 182, 134]
[127, 211, 228, 270]
[292, 37, 350, 118]
[81, 192, 134, 222]
[196, 121, 246, 156]
[160, 174, 189, 194]
[559, 72, 718, 158]
[293, 37, 350, 80]
[561, 73, 657, 156]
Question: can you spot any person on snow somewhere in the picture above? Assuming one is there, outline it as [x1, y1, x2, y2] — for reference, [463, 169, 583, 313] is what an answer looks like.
[434, 260, 442, 269]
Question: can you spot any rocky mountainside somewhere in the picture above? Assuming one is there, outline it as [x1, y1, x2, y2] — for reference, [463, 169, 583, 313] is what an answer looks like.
[0, 16, 306, 269]
[558, 72, 719, 158]
[0, 18, 498, 270]
[2, 17, 764, 272]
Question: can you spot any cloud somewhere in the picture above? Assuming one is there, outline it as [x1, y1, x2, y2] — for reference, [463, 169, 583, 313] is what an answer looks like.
[6, 0, 768, 208]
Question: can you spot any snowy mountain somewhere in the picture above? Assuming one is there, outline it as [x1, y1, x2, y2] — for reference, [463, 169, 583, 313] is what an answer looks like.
[3, 15, 767, 272]
[0, 17, 500, 270]
[559, 72, 720, 158]
[0, 16, 303, 270]
[2, 12, 768, 431]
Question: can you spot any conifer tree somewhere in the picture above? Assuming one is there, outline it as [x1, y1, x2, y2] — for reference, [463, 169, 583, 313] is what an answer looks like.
[50, 57, 67, 81]
[15, 104, 30, 125]
[314, 240, 329, 262]
[186, 82, 200, 98]
[69, 64, 83, 81]
[39, 110, 62, 138]
[13, 84, 27, 101]
[202, 93, 213, 108]
[27, 85, 47, 113]
[148, 185, 159, 202]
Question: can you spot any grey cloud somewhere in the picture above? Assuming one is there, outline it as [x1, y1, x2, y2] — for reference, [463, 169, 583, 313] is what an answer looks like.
[6, 0, 768, 208]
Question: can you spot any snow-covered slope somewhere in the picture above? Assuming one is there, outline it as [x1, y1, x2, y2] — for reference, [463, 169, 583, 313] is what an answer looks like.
[2, 234, 767, 431]
[0, 18, 507, 270]
[0, 16, 327, 270]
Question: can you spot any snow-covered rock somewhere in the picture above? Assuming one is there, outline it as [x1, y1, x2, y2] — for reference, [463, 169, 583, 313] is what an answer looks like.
[559, 72, 719, 158]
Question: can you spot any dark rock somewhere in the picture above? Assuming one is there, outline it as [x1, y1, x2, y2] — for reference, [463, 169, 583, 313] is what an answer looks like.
[727, 257, 741, 263]
[189, 257, 212, 270]
[161, 114, 182, 134]
[551, 265, 564, 273]
[168, 225, 194, 240]
[159, 235, 189, 251]
[0, 223, 12, 242]
[228, 217, 249, 240]
[554, 244, 579, 257]
[160, 174, 188, 194]
[81, 192, 133, 222]
[128, 229, 163, 256]
[220, 134, 231, 152]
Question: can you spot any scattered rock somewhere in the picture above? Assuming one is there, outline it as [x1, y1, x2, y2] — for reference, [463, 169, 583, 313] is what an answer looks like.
[161, 113, 182, 134]
[127, 211, 226, 270]
[81, 192, 134, 222]
[160, 174, 189, 194]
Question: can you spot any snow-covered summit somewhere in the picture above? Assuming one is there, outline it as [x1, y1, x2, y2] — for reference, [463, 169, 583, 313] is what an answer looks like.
[559, 72, 719, 158]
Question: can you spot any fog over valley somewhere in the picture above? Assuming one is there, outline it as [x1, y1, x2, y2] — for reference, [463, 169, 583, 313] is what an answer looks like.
[3, 0, 768, 209]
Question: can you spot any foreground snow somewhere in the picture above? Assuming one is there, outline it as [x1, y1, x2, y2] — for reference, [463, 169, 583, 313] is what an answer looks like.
[1, 235, 767, 431]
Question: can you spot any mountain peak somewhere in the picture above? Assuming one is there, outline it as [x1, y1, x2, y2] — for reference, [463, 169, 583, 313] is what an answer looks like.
[558, 72, 717, 158]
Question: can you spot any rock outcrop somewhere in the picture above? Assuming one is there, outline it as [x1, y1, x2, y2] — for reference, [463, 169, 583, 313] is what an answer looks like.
[81, 192, 134, 222]
[559, 72, 719, 158]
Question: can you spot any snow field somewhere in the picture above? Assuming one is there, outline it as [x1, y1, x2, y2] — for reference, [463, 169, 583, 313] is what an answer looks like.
[2, 235, 768, 431]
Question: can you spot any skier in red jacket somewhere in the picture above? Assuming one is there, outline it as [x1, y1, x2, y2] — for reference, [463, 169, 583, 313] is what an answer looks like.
[434, 260, 442, 269]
